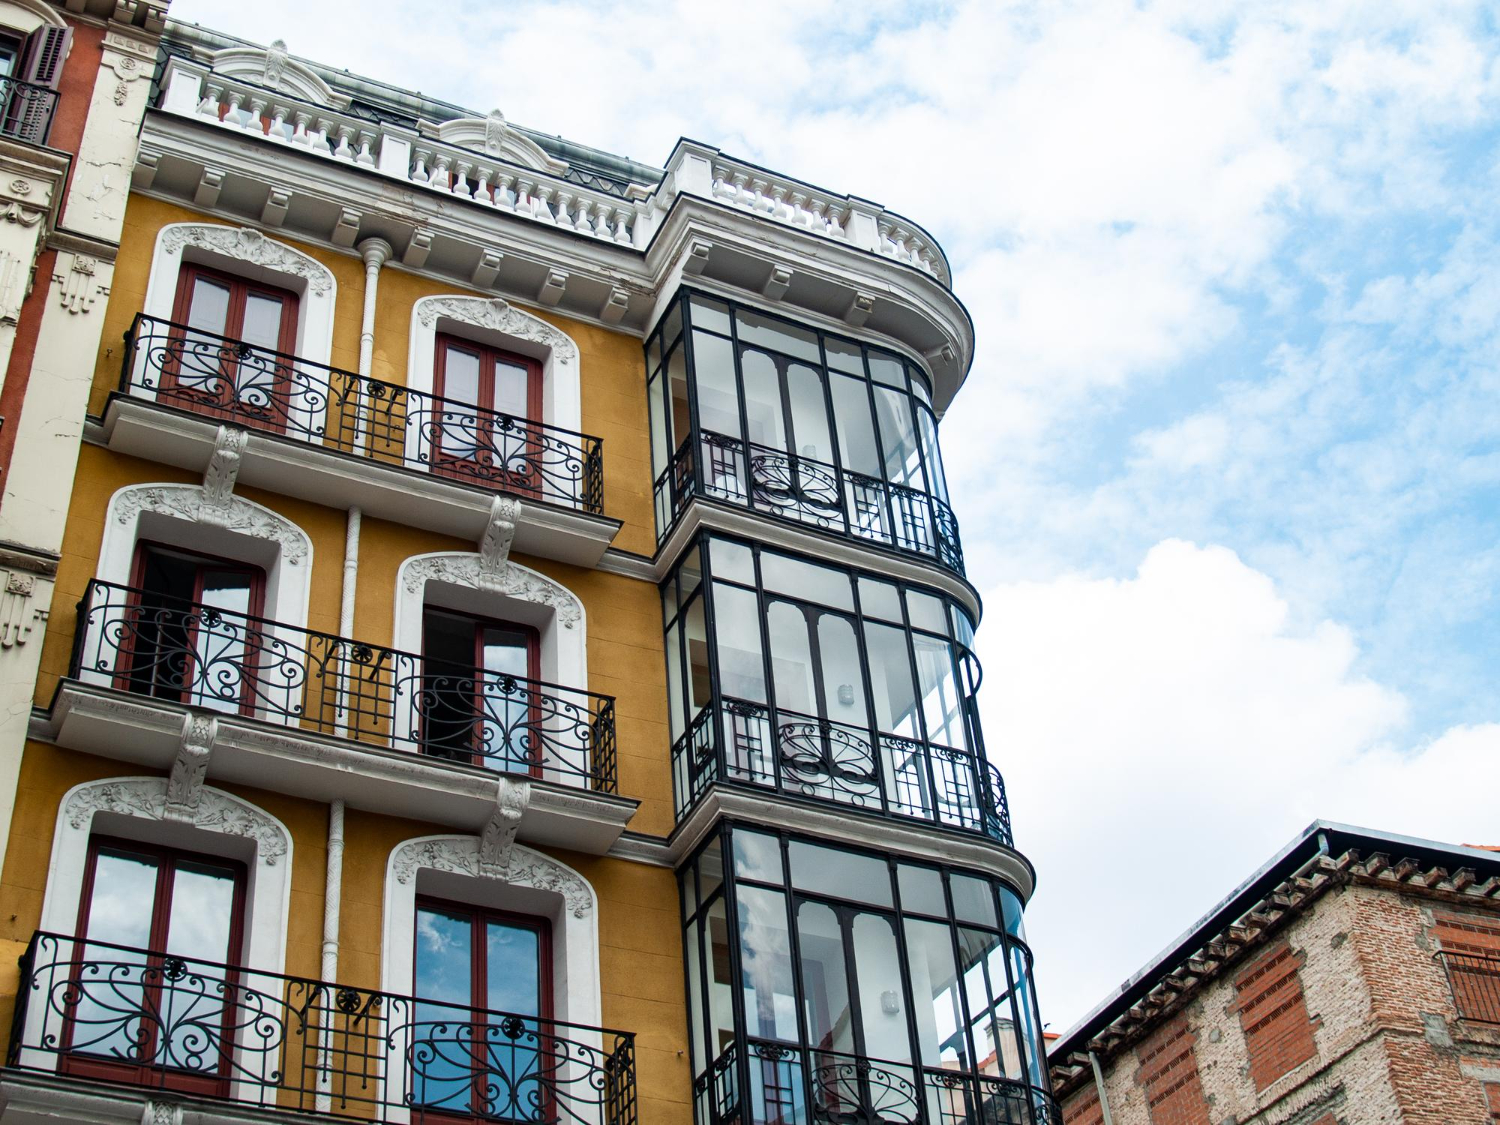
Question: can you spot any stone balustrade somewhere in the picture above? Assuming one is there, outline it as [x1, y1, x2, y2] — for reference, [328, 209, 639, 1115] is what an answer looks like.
[154, 59, 952, 288]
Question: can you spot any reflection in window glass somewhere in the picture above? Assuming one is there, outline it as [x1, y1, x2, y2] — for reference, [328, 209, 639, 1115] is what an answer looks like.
[824, 337, 864, 375]
[906, 591, 948, 636]
[714, 583, 767, 703]
[741, 349, 785, 452]
[796, 900, 852, 1053]
[661, 304, 683, 351]
[667, 346, 690, 453]
[690, 296, 732, 336]
[959, 928, 1024, 1083]
[868, 351, 906, 387]
[831, 374, 881, 477]
[707, 899, 736, 1058]
[664, 620, 684, 742]
[819, 615, 868, 727]
[760, 553, 854, 611]
[738, 886, 799, 1043]
[648, 374, 667, 479]
[788, 841, 892, 907]
[1000, 886, 1026, 941]
[898, 865, 947, 917]
[694, 331, 741, 440]
[699, 840, 724, 902]
[875, 386, 925, 491]
[913, 634, 968, 750]
[734, 830, 783, 883]
[736, 309, 821, 363]
[711, 538, 755, 585]
[858, 577, 903, 622]
[686, 598, 712, 719]
[917, 410, 949, 503]
[786, 363, 834, 463]
[905, 918, 967, 1069]
[950, 875, 998, 927]
[767, 602, 816, 716]
[864, 622, 919, 738]
[686, 916, 706, 1070]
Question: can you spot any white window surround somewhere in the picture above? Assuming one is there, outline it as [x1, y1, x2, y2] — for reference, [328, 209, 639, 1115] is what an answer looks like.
[137, 224, 337, 436]
[78, 484, 315, 719]
[392, 551, 589, 779]
[0, 0, 67, 34]
[407, 295, 581, 437]
[20, 777, 294, 1090]
[382, 834, 600, 1026]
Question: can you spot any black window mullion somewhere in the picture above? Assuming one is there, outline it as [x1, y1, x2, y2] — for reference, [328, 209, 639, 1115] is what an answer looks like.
[723, 298, 753, 501]
[888, 856, 929, 1097]
[748, 543, 786, 795]
[860, 342, 899, 541]
[678, 295, 704, 508]
[898, 590, 943, 827]
[774, 831, 818, 1122]
[846, 574, 888, 817]
[812, 330, 851, 539]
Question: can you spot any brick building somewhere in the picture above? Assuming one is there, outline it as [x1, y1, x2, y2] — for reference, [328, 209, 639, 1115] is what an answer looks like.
[1049, 822, 1500, 1125]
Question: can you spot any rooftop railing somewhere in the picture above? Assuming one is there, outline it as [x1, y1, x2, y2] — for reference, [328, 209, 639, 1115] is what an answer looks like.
[10, 930, 637, 1125]
[69, 578, 617, 793]
[154, 59, 953, 288]
[123, 313, 605, 515]
[672, 697, 1011, 846]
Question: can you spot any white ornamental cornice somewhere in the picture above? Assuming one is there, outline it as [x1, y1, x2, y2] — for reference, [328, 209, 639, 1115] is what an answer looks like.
[401, 552, 581, 630]
[160, 225, 333, 296]
[391, 835, 593, 918]
[63, 777, 288, 866]
[415, 295, 577, 362]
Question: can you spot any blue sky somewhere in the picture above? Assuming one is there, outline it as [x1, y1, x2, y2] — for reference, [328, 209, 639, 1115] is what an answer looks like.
[171, 0, 1500, 1030]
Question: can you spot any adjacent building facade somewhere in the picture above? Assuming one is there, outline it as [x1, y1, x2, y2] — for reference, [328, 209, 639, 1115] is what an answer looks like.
[0, 15, 1057, 1125]
[1049, 823, 1500, 1125]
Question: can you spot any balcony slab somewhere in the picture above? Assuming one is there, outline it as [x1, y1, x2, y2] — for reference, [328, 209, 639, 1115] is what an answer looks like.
[95, 396, 622, 567]
[38, 682, 638, 854]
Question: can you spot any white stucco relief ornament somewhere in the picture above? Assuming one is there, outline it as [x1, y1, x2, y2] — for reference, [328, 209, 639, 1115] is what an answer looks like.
[113, 484, 308, 565]
[401, 552, 581, 630]
[391, 834, 592, 918]
[64, 778, 287, 866]
[161, 226, 332, 296]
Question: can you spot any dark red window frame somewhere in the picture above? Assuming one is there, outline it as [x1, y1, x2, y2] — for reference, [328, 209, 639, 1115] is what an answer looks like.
[420, 605, 542, 775]
[118, 540, 268, 717]
[164, 262, 301, 432]
[432, 333, 544, 493]
[63, 835, 248, 1097]
[411, 895, 553, 1123]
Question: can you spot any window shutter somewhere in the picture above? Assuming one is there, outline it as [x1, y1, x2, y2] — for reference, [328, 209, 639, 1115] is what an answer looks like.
[10, 26, 68, 145]
[20, 26, 69, 88]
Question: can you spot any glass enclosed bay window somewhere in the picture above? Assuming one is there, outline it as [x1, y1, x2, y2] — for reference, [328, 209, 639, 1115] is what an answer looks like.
[647, 291, 964, 575]
[681, 825, 1054, 1125]
[663, 533, 1009, 844]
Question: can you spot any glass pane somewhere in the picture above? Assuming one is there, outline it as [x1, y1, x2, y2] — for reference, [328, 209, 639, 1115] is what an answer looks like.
[733, 830, 783, 883]
[485, 921, 540, 1015]
[875, 386, 925, 491]
[907, 591, 948, 636]
[440, 345, 482, 460]
[413, 906, 475, 1111]
[818, 615, 868, 727]
[660, 303, 682, 350]
[786, 363, 833, 464]
[735, 309, 820, 363]
[191, 570, 253, 714]
[685, 916, 705, 1072]
[181, 278, 232, 394]
[714, 583, 767, 704]
[493, 358, 530, 420]
[951, 875, 998, 927]
[858, 578, 903, 623]
[1011, 948, 1048, 1088]
[999, 886, 1026, 941]
[916, 409, 949, 503]
[685, 597, 712, 718]
[235, 294, 285, 409]
[760, 553, 853, 611]
[699, 838, 724, 902]
[852, 913, 908, 1063]
[442, 344, 482, 406]
[831, 374, 881, 477]
[664, 621, 684, 742]
[76, 851, 158, 1063]
[668, 346, 690, 452]
[796, 901, 852, 1053]
[868, 351, 905, 388]
[909, 363, 932, 404]
[913, 634, 968, 750]
[186, 277, 231, 336]
[864, 622, 919, 737]
[160, 862, 238, 1072]
[766, 601, 815, 716]
[239, 292, 283, 350]
[958, 928, 1023, 1083]
[710, 537, 755, 585]
[693, 331, 741, 440]
[689, 296, 732, 336]
[904, 919, 967, 1069]
[824, 337, 864, 376]
[706, 898, 735, 1059]
[648, 373, 668, 478]
[738, 886, 798, 1042]
[897, 866, 946, 917]
[741, 349, 786, 452]
[480, 625, 533, 773]
[788, 841, 893, 908]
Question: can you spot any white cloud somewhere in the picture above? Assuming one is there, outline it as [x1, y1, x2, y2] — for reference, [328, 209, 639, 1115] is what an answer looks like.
[982, 539, 1500, 1029]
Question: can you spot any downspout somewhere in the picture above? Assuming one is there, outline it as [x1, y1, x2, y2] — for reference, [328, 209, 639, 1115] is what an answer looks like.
[1090, 1050, 1115, 1125]
[356, 237, 392, 380]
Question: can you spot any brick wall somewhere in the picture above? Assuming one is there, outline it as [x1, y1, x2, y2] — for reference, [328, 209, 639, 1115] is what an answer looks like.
[1134, 1016, 1211, 1125]
[1062, 1088, 1104, 1125]
[1232, 940, 1319, 1089]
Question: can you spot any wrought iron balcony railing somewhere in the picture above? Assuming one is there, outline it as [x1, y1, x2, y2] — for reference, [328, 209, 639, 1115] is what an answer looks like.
[69, 578, 617, 793]
[696, 1039, 1058, 1125]
[1438, 950, 1500, 1025]
[0, 76, 58, 145]
[656, 432, 965, 577]
[9, 931, 637, 1125]
[122, 313, 605, 515]
[671, 697, 1011, 846]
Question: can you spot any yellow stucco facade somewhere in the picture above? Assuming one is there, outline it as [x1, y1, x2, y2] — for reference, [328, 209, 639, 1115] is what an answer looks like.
[2, 194, 688, 1122]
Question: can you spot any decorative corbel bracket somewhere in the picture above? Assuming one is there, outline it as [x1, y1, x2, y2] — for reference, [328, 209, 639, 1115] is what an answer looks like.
[478, 777, 530, 876]
[163, 713, 217, 823]
[537, 269, 567, 307]
[762, 265, 793, 302]
[683, 238, 713, 276]
[600, 286, 630, 324]
[201, 425, 248, 525]
[843, 291, 876, 328]
[477, 496, 521, 589]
